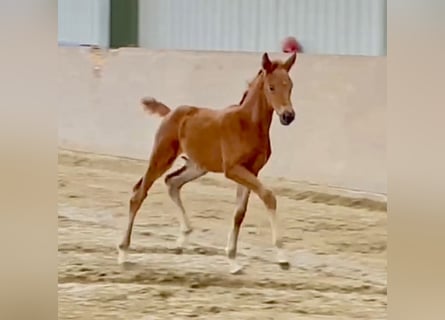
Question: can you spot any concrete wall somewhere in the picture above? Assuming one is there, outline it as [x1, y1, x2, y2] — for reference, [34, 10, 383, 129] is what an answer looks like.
[58, 47, 386, 194]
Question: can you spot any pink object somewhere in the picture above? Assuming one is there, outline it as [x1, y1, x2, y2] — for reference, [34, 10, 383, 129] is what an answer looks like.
[281, 36, 303, 53]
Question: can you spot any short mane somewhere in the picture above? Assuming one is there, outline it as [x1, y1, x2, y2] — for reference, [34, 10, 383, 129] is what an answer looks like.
[238, 59, 284, 105]
[238, 69, 263, 105]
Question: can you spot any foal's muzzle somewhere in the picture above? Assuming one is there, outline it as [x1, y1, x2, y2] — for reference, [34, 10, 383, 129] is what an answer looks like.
[279, 110, 295, 126]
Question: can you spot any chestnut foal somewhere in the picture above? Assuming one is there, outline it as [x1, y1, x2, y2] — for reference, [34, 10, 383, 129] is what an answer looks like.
[118, 52, 297, 274]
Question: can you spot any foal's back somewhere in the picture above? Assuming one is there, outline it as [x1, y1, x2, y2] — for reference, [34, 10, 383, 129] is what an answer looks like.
[173, 104, 243, 172]
[169, 102, 241, 131]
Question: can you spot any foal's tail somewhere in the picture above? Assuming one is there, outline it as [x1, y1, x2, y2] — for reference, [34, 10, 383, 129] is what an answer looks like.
[141, 97, 171, 117]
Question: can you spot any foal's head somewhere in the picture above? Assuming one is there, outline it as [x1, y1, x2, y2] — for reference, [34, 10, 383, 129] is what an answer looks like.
[260, 52, 297, 126]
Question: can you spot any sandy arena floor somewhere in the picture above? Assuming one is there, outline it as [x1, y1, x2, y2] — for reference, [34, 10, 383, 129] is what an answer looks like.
[58, 149, 387, 320]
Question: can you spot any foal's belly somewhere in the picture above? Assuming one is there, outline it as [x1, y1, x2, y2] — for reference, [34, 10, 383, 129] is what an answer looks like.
[179, 114, 224, 172]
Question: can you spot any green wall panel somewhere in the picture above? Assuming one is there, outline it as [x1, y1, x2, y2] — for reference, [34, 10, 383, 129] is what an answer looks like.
[110, 0, 139, 48]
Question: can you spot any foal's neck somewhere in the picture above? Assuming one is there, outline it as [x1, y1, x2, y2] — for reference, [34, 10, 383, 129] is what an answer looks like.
[241, 74, 273, 134]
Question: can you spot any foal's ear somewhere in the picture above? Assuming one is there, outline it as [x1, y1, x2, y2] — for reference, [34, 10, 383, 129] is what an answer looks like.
[262, 52, 274, 73]
[283, 52, 297, 72]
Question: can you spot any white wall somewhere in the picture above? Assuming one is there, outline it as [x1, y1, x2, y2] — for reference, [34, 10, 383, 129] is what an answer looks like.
[139, 0, 386, 56]
[58, 0, 110, 47]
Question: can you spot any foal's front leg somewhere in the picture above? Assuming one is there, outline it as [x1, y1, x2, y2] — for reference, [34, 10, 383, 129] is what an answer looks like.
[224, 165, 290, 270]
[225, 184, 250, 274]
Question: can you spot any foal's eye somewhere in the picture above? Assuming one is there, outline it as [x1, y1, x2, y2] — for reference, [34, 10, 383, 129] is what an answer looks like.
[269, 86, 275, 92]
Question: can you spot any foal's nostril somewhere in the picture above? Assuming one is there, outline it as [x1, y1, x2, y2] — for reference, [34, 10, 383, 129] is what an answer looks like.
[279, 111, 295, 125]
[284, 111, 295, 123]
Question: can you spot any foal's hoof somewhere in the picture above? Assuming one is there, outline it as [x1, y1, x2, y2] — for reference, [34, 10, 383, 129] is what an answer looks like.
[117, 251, 128, 265]
[228, 260, 244, 275]
[230, 265, 244, 275]
[120, 261, 138, 270]
[278, 261, 291, 270]
[276, 249, 290, 270]
[176, 229, 192, 249]
[117, 246, 129, 265]
[184, 228, 193, 235]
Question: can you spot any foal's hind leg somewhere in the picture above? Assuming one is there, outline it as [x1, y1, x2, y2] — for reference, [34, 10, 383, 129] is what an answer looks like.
[117, 145, 178, 264]
[164, 157, 207, 252]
